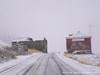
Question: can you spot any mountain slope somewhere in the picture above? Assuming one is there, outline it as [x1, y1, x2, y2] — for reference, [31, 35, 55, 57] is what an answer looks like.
[0, 40, 9, 48]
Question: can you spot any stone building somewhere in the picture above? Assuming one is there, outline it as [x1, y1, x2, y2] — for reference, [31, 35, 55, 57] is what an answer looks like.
[12, 37, 47, 53]
[34, 38, 47, 53]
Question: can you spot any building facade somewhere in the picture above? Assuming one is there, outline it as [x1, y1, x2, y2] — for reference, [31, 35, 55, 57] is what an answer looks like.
[66, 32, 92, 54]
[12, 37, 47, 53]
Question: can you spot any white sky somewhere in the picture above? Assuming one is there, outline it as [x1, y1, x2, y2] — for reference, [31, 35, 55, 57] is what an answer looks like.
[0, 0, 100, 53]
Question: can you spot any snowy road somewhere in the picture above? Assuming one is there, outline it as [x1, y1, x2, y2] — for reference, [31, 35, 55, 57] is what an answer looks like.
[0, 53, 81, 75]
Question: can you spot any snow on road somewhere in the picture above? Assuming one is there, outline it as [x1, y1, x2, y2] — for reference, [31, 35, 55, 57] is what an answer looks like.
[0, 53, 38, 70]
[23, 53, 80, 75]
[0, 53, 100, 75]
[0, 53, 42, 75]
[0, 53, 81, 75]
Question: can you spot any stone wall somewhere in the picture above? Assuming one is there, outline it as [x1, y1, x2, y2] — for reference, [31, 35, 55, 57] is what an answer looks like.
[12, 37, 47, 53]
[35, 38, 47, 53]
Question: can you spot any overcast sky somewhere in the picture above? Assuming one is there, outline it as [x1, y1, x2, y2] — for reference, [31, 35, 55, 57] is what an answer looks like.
[0, 0, 100, 53]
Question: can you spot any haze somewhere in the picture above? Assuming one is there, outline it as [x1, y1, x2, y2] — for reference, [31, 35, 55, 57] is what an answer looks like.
[0, 0, 100, 53]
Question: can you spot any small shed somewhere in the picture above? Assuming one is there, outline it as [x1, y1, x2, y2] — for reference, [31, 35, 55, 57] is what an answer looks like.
[66, 32, 92, 54]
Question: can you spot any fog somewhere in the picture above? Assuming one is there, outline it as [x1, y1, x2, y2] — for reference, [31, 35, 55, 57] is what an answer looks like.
[0, 0, 100, 53]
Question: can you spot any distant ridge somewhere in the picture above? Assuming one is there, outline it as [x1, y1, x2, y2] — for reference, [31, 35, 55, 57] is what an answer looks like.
[0, 40, 9, 48]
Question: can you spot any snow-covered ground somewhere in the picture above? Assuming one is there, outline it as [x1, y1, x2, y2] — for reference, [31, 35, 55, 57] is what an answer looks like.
[67, 54, 100, 66]
[0, 52, 100, 75]
[0, 40, 13, 63]
[0, 53, 41, 72]
[56, 53, 100, 75]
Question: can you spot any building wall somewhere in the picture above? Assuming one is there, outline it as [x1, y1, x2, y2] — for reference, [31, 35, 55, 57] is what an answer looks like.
[84, 38, 91, 50]
[12, 42, 18, 51]
[18, 44, 28, 52]
[66, 37, 92, 53]
[12, 38, 47, 53]
[66, 39, 72, 53]
[34, 38, 47, 53]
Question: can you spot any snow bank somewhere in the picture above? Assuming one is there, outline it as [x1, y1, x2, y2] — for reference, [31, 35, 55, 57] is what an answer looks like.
[70, 54, 100, 66]
[0, 53, 41, 71]
[56, 53, 99, 75]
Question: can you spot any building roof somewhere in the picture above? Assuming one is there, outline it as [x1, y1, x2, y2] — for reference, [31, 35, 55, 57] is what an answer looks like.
[12, 37, 32, 42]
[66, 31, 92, 39]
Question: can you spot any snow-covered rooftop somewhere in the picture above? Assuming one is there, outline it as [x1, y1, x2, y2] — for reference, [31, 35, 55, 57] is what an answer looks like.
[12, 37, 32, 42]
[66, 31, 91, 39]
